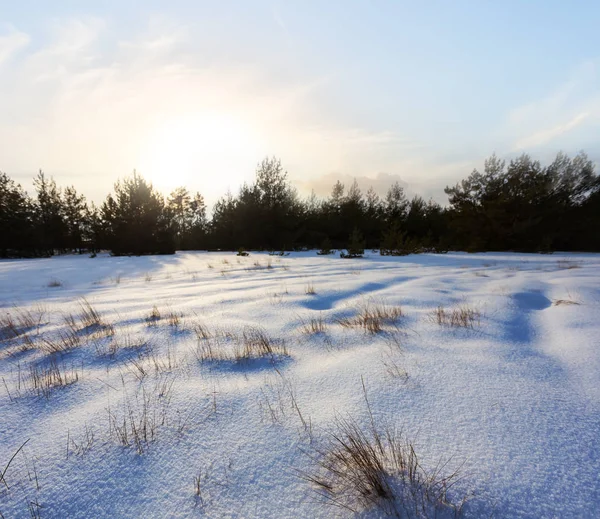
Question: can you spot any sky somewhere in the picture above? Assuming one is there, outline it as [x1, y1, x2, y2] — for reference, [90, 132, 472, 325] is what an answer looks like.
[1, 1, 600, 205]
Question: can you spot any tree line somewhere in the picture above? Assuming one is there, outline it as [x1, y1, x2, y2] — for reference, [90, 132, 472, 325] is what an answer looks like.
[1, 152, 599, 258]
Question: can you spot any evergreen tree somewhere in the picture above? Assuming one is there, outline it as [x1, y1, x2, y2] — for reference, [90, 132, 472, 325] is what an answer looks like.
[101, 171, 175, 255]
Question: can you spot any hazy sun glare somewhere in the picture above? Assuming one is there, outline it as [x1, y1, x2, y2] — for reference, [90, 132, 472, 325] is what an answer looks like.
[137, 113, 263, 193]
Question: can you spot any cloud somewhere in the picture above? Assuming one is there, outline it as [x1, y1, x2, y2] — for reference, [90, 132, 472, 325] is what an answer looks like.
[507, 61, 600, 152]
[0, 15, 476, 207]
[514, 112, 590, 150]
[0, 26, 30, 65]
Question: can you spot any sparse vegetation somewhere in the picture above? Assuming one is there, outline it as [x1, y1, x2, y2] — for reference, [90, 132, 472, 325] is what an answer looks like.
[305, 282, 316, 295]
[305, 416, 466, 518]
[39, 330, 81, 354]
[552, 298, 581, 306]
[430, 305, 481, 328]
[337, 302, 402, 333]
[195, 326, 287, 364]
[107, 379, 174, 454]
[47, 278, 63, 287]
[79, 299, 105, 329]
[27, 359, 80, 398]
[300, 315, 327, 335]
[146, 305, 161, 326]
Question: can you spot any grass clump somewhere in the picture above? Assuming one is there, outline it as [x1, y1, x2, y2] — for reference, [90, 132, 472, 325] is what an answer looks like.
[28, 359, 80, 398]
[195, 326, 287, 365]
[79, 299, 104, 329]
[306, 417, 466, 518]
[107, 379, 174, 454]
[305, 282, 316, 295]
[429, 305, 480, 329]
[47, 278, 63, 288]
[146, 305, 161, 326]
[300, 315, 327, 335]
[40, 330, 81, 354]
[337, 302, 403, 334]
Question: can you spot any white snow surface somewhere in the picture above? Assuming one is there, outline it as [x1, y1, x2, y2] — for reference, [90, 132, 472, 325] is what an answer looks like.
[1, 251, 600, 518]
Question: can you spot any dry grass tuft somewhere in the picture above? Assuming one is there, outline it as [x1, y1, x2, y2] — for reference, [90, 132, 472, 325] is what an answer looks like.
[195, 326, 288, 364]
[47, 278, 63, 287]
[108, 379, 174, 454]
[79, 299, 104, 329]
[300, 314, 327, 335]
[146, 305, 161, 326]
[166, 309, 182, 328]
[429, 305, 481, 329]
[28, 359, 80, 398]
[305, 416, 466, 518]
[0, 306, 46, 341]
[337, 302, 403, 334]
[305, 282, 317, 295]
[39, 330, 81, 354]
[144, 272, 153, 282]
[552, 298, 581, 306]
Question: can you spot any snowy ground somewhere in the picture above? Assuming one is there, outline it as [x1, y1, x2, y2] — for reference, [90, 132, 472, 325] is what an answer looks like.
[1, 251, 600, 518]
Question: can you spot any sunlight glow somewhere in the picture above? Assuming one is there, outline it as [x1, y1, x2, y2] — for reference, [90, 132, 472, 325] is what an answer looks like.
[137, 113, 263, 192]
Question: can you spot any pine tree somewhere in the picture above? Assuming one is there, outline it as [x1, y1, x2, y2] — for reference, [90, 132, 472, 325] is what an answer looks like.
[340, 227, 365, 258]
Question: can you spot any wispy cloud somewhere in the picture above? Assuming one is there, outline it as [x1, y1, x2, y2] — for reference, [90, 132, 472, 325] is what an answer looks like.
[507, 61, 600, 152]
[514, 112, 590, 149]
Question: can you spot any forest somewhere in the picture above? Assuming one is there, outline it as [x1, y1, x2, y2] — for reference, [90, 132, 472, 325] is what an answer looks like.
[1, 151, 599, 258]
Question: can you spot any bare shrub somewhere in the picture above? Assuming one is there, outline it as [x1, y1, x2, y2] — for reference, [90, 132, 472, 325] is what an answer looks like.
[305, 389, 466, 519]
[305, 282, 316, 295]
[337, 302, 403, 334]
[429, 305, 480, 329]
[47, 278, 63, 287]
[27, 360, 80, 398]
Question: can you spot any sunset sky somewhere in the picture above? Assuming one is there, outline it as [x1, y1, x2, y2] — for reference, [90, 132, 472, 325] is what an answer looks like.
[1, 1, 599, 204]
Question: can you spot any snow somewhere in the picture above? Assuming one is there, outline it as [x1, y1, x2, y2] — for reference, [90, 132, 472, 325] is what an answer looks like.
[1, 251, 600, 518]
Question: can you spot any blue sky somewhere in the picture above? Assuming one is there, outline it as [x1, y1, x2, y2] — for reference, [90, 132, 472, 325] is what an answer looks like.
[1, 1, 599, 203]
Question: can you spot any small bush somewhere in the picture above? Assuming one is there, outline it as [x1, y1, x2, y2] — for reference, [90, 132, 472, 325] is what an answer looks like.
[47, 278, 63, 288]
[237, 247, 249, 257]
[317, 237, 334, 255]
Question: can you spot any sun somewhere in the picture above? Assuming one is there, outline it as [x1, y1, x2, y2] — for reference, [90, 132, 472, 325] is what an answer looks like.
[137, 113, 261, 192]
